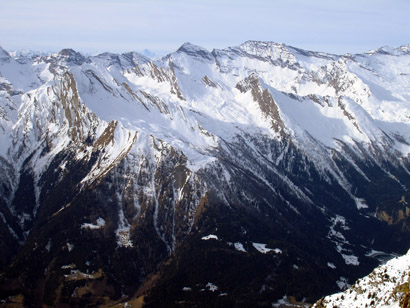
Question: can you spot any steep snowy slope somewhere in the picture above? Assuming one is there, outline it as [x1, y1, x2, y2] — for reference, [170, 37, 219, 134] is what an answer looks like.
[0, 41, 410, 307]
[314, 249, 410, 308]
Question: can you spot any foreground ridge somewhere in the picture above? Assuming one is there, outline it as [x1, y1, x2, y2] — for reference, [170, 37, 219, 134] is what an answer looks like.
[314, 249, 410, 308]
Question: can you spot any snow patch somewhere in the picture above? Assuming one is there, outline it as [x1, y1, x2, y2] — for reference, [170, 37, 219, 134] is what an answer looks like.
[206, 282, 218, 292]
[115, 193, 133, 248]
[201, 234, 218, 240]
[81, 217, 106, 230]
[45, 239, 51, 252]
[336, 277, 350, 290]
[341, 254, 360, 266]
[355, 198, 368, 209]
[234, 242, 246, 252]
[272, 295, 308, 307]
[252, 242, 282, 254]
[327, 262, 336, 269]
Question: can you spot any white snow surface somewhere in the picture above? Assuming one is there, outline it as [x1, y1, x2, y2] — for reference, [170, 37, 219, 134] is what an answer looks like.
[81, 217, 106, 230]
[2, 41, 410, 174]
[252, 242, 282, 254]
[314, 249, 410, 308]
[0, 42, 409, 190]
[341, 254, 360, 266]
[206, 282, 218, 292]
[327, 262, 336, 269]
[201, 234, 218, 241]
[234, 242, 246, 252]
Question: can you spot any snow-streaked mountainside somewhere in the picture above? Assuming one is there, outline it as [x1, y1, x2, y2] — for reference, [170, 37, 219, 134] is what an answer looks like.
[1, 41, 410, 307]
[314, 249, 410, 308]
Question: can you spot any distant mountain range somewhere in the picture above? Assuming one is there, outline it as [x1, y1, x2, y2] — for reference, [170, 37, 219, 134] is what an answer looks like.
[0, 41, 410, 307]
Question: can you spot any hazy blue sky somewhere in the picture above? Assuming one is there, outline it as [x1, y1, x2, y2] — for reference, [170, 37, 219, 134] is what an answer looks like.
[1, 0, 409, 55]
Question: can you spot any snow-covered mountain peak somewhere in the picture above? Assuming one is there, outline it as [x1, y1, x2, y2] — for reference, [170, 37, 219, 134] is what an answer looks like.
[121, 51, 151, 65]
[232, 40, 296, 62]
[0, 41, 408, 192]
[233, 40, 338, 64]
[9, 49, 46, 58]
[365, 45, 410, 57]
[238, 40, 286, 52]
[140, 48, 158, 59]
[0, 46, 11, 62]
[58, 48, 88, 65]
[400, 44, 410, 53]
[176, 42, 213, 60]
[91, 51, 149, 70]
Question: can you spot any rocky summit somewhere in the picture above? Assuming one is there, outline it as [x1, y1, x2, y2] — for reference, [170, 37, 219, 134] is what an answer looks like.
[0, 41, 410, 307]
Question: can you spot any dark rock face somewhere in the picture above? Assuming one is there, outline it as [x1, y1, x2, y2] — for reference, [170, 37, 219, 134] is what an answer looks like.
[236, 74, 285, 134]
[2, 129, 408, 307]
[58, 49, 87, 65]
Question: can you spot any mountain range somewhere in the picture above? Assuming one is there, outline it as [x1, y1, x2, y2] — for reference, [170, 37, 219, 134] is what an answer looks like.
[0, 40, 410, 307]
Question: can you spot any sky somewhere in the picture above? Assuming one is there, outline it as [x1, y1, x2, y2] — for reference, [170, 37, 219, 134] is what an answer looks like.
[0, 0, 409, 56]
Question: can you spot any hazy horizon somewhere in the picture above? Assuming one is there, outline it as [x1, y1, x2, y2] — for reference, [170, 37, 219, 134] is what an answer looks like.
[1, 0, 409, 56]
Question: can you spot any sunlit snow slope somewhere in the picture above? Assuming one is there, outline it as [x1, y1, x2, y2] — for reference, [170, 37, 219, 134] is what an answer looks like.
[314, 249, 410, 308]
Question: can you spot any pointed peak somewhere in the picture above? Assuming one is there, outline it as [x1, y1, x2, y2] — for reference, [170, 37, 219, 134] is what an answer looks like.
[375, 46, 395, 55]
[58, 48, 87, 65]
[365, 45, 410, 56]
[59, 48, 79, 56]
[399, 44, 410, 54]
[140, 49, 157, 59]
[176, 42, 213, 60]
[177, 42, 206, 52]
[0, 45, 11, 62]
